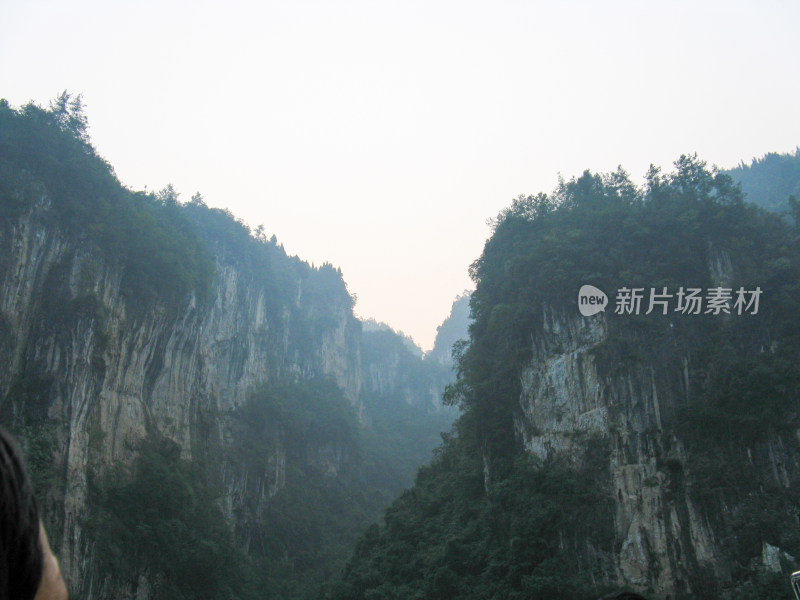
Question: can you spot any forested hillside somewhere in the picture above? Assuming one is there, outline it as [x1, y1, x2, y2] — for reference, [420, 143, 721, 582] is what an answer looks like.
[725, 148, 800, 213]
[427, 291, 471, 367]
[5, 93, 800, 600]
[328, 158, 800, 599]
[0, 95, 455, 600]
[359, 325, 457, 483]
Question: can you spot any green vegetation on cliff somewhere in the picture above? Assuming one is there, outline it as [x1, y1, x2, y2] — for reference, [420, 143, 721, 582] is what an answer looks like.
[0, 94, 215, 306]
[87, 373, 455, 600]
[6, 93, 800, 599]
[89, 436, 256, 600]
[0, 94, 457, 600]
[328, 157, 800, 599]
[326, 435, 614, 600]
[89, 377, 399, 600]
[725, 148, 800, 214]
[0, 93, 355, 319]
[427, 291, 472, 367]
[359, 328, 457, 484]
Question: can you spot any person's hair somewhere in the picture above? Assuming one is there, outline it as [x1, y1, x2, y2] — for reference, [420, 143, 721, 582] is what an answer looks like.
[0, 427, 44, 600]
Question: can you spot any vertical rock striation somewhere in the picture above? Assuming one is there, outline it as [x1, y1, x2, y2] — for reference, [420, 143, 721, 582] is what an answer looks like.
[515, 288, 798, 595]
[0, 198, 363, 595]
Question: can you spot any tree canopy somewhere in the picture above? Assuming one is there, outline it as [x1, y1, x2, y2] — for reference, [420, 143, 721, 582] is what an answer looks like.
[329, 156, 800, 599]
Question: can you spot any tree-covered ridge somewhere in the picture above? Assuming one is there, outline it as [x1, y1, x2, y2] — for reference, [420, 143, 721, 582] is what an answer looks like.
[0, 94, 356, 317]
[330, 156, 800, 599]
[0, 94, 455, 600]
[427, 291, 471, 367]
[326, 435, 615, 600]
[454, 157, 796, 462]
[361, 319, 423, 357]
[725, 148, 800, 213]
[0, 94, 215, 306]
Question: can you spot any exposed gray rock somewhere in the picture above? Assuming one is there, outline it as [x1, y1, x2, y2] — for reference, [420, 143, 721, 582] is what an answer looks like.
[0, 200, 365, 596]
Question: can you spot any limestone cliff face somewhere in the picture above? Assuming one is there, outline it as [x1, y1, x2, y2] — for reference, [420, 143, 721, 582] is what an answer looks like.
[514, 289, 799, 596]
[516, 307, 706, 595]
[360, 329, 451, 414]
[0, 199, 362, 596]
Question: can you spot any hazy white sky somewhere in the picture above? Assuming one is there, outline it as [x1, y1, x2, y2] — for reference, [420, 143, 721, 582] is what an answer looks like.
[2, 0, 799, 350]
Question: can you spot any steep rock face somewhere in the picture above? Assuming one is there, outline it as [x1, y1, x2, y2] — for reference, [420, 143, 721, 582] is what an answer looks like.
[324, 158, 800, 600]
[516, 307, 707, 594]
[0, 200, 361, 595]
[360, 329, 453, 414]
[514, 293, 797, 596]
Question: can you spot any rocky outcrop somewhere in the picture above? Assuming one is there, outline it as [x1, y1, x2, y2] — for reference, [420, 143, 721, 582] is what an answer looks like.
[514, 290, 798, 596]
[360, 328, 454, 414]
[0, 199, 363, 595]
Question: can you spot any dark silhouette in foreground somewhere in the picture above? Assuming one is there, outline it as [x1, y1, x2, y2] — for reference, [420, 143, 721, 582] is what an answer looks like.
[0, 427, 67, 600]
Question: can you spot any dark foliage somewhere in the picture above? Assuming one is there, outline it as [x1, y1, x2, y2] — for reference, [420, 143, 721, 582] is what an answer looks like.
[1, 94, 440, 600]
[0, 95, 216, 308]
[359, 329, 456, 485]
[725, 148, 800, 214]
[89, 436, 258, 600]
[427, 292, 472, 366]
[331, 156, 800, 599]
[326, 435, 615, 600]
[224, 377, 423, 599]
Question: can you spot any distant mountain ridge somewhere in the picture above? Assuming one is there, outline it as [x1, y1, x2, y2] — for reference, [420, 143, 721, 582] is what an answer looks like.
[724, 148, 800, 213]
[427, 291, 472, 367]
[360, 318, 423, 357]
